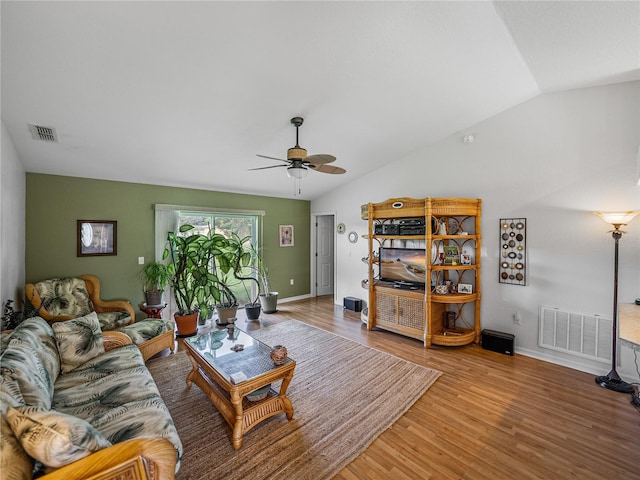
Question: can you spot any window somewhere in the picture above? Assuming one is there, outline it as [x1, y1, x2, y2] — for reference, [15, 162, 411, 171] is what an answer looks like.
[155, 204, 265, 308]
[177, 212, 258, 306]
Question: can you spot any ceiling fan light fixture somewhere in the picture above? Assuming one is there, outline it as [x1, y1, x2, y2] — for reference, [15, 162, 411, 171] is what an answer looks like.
[287, 146, 307, 160]
[287, 166, 308, 179]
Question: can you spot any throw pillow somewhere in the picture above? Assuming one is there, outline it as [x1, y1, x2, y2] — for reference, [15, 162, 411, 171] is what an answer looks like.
[6, 406, 112, 468]
[52, 312, 105, 373]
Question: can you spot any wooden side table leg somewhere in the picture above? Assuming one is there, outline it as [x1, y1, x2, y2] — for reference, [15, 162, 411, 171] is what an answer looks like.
[230, 391, 244, 450]
[185, 352, 198, 387]
[280, 369, 295, 420]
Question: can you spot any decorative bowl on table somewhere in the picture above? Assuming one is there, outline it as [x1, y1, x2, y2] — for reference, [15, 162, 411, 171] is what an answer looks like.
[270, 345, 288, 365]
[247, 384, 271, 402]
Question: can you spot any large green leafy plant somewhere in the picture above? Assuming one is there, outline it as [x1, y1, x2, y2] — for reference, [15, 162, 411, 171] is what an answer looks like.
[164, 224, 232, 317]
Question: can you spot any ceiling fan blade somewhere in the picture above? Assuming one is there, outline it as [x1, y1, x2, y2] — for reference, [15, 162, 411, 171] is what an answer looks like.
[256, 154, 290, 164]
[248, 164, 288, 171]
[310, 164, 346, 174]
[304, 154, 336, 165]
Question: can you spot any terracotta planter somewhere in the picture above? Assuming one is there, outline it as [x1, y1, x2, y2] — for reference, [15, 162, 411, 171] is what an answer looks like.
[174, 311, 199, 337]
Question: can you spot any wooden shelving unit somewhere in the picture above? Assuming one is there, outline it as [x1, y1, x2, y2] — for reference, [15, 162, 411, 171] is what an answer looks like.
[364, 197, 482, 348]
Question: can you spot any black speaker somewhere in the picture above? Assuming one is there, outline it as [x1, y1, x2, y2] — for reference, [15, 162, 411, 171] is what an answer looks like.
[343, 297, 363, 312]
[481, 329, 515, 356]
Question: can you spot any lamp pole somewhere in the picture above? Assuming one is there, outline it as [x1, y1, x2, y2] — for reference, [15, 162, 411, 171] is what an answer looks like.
[593, 210, 639, 393]
[594, 225, 633, 393]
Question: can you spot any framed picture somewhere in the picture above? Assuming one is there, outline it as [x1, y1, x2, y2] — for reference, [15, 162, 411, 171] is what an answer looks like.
[457, 283, 473, 294]
[77, 220, 117, 256]
[461, 253, 472, 265]
[443, 245, 460, 265]
[279, 225, 294, 247]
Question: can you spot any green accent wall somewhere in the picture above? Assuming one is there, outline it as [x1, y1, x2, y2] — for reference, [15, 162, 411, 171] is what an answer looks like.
[26, 174, 310, 318]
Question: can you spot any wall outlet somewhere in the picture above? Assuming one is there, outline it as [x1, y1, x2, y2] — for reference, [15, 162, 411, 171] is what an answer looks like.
[138, 256, 145, 265]
[513, 311, 521, 325]
[290, 279, 294, 285]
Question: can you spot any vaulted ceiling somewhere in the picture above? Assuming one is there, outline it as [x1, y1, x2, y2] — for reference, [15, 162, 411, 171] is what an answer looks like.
[2, 1, 638, 200]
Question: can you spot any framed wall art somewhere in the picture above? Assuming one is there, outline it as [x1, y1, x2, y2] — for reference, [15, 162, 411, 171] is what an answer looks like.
[279, 225, 294, 247]
[77, 220, 117, 257]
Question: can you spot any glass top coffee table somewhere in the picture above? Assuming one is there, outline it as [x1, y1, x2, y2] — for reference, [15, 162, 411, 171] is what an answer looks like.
[183, 327, 296, 450]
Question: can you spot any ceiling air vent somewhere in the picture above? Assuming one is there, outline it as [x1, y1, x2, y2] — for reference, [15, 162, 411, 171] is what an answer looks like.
[28, 123, 58, 142]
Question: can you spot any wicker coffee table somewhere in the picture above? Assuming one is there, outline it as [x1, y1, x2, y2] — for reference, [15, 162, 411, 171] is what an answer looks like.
[183, 327, 295, 449]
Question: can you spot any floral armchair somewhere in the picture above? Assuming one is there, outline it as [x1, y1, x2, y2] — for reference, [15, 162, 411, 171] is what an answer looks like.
[24, 275, 134, 331]
[24, 275, 175, 362]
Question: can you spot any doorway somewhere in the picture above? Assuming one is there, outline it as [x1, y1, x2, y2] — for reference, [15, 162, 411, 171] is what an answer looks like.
[313, 214, 335, 299]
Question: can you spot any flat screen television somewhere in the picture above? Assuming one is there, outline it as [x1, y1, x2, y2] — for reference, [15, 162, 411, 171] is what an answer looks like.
[378, 247, 427, 287]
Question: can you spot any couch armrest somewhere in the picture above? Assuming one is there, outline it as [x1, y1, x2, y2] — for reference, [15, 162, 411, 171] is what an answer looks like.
[80, 275, 136, 324]
[102, 331, 133, 351]
[24, 283, 74, 322]
[39, 437, 177, 480]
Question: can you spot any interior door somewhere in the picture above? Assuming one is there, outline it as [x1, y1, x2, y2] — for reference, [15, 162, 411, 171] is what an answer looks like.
[316, 215, 334, 296]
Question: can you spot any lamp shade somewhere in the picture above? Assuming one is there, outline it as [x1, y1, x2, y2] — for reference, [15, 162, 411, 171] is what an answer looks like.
[594, 211, 639, 227]
[287, 166, 308, 179]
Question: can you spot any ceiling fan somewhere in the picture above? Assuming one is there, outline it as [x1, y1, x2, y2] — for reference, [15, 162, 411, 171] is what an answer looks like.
[251, 117, 346, 186]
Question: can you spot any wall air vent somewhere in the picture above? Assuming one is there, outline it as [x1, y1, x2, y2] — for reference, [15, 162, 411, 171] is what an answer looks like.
[538, 305, 611, 363]
[28, 123, 58, 142]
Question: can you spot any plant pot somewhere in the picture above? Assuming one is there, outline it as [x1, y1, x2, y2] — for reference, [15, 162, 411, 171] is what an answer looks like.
[245, 303, 261, 321]
[198, 307, 214, 325]
[144, 291, 163, 306]
[174, 311, 198, 337]
[259, 292, 278, 314]
[216, 305, 238, 325]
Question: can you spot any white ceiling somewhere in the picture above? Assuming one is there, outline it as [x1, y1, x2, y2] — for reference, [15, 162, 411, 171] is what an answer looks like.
[2, 1, 638, 200]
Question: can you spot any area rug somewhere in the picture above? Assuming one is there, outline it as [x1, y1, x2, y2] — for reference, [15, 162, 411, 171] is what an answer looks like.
[147, 319, 441, 480]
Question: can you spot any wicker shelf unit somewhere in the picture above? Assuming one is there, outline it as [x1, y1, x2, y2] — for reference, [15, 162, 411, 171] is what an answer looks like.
[364, 197, 482, 348]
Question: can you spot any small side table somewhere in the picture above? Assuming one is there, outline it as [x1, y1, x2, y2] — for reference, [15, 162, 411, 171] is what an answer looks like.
[139, 303, 167, 319]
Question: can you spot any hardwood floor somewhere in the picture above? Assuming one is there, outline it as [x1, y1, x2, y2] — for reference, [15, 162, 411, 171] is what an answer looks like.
[170, 296, 640, 479]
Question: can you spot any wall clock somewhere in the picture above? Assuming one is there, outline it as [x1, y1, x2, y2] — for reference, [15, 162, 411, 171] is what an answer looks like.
[348, 231, 358, 243]
[337, 223, 346, 234]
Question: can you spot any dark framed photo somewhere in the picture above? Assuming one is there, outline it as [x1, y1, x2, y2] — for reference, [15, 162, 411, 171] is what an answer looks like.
[77, 220, 117, 256]
[279, 225, 294, 247]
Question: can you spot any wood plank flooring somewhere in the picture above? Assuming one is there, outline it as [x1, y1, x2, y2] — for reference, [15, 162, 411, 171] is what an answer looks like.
[171, 296, 640, 480]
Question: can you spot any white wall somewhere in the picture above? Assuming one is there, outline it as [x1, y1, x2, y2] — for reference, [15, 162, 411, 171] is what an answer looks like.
[1, 120, 26, 310]
[312, 81, 640, 380]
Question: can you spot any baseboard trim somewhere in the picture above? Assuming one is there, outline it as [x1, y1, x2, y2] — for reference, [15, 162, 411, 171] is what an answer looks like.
[278, 293, 311, 304]
[516, 347, 610, 376]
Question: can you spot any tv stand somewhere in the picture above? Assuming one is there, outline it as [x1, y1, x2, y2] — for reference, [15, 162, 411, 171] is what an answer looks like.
[364, 197, 482, 348]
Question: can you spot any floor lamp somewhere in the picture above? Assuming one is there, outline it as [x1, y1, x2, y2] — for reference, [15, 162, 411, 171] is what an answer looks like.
[593, 210, 639, 393]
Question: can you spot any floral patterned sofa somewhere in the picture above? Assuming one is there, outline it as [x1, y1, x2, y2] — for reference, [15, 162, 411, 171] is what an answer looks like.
[25, 276, 175, 362]
[0, 315, 183, 480]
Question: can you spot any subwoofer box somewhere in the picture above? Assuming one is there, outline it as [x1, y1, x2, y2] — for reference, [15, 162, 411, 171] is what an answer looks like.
[481, 329, 515, 356]
[343, 297, 363, 312]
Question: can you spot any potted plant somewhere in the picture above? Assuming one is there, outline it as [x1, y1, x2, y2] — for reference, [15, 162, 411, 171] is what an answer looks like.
[254, 246, 278, 314]
[138, 261, 170, 306]
[212, 270, 239, 325]
[227, 233, 277, 314]
[164, 225, 228, 336]
[227, 233, 262, 320]
[1, 300, 24, 331]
